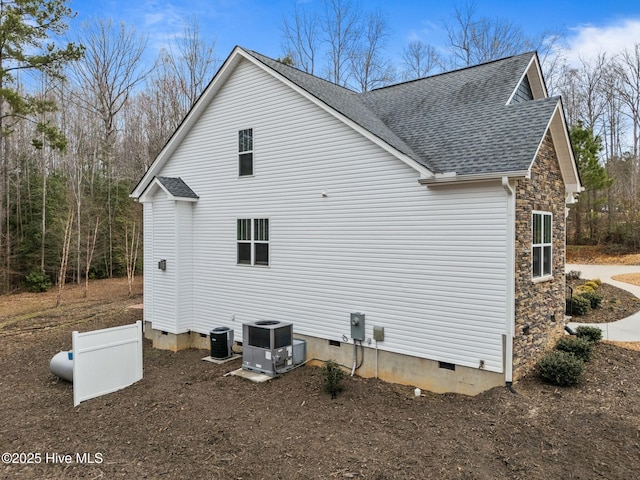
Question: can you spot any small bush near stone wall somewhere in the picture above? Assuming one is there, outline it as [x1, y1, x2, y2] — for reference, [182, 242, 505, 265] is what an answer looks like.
[579, 290, 603, 309]
[536, 351, 584, 386]
[575, 326, 603, 344]
[555, 337, 594, 362]
[566, 295, 591, 316]
[584, 280, 600, 290]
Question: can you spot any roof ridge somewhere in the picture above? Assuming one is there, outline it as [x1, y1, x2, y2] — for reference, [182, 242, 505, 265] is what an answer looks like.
[365, 51, 537, 94]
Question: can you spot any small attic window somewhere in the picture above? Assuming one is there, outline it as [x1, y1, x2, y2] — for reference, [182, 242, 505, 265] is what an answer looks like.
[511, 75, 533, 103]
[239, 128, 253, 176]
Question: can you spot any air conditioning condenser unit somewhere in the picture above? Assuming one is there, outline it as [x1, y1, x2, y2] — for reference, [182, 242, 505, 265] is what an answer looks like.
[242, 320, 293, 376]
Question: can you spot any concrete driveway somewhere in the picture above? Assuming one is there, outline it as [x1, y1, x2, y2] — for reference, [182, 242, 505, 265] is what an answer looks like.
[566, 263, 640, 341]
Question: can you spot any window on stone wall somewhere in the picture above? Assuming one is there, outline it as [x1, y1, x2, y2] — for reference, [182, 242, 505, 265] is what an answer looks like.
[532, 211, 552, 279]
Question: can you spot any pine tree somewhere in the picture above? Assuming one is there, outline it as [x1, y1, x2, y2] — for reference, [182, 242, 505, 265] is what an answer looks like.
[0, 0, 84, 290]
[569, 121, 612, 243]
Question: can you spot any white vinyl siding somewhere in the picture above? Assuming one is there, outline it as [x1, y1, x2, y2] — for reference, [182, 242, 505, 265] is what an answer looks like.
[148, 192, 177, 332]
[150, 59, 509, 372]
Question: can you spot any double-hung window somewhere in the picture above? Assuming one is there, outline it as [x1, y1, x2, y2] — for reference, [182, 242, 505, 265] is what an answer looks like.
[238, 128, 253, 176]
[237, 218, 269, 266]
[532, 211, 552, 279]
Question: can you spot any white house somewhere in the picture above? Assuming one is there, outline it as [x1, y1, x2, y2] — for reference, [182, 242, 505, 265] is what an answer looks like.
[131, 46, 581, 395]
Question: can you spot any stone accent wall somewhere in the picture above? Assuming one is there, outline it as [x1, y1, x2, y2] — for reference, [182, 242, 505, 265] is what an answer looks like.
[513, 132, 566, 379]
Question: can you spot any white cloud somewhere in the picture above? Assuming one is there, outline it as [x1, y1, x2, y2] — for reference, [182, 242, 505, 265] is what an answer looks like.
[560, 18, 640, 65]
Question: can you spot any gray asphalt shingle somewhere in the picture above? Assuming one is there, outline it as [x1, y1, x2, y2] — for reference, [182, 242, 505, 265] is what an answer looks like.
[245, 49, 555, 176]
[156, 176, 199, 198]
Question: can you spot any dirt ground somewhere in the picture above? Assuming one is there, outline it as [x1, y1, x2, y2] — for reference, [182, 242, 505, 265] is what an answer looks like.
[567, 245, 640, 266]
[2, 275, 640, 479]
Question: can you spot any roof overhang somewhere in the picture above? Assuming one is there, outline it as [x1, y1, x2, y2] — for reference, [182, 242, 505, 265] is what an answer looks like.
[138, 177, 199, 203]
[538, 100, 583, 197]
[506, 53, 548, 104]
[420, 99, 583, 201]
[419, 170, 530, 186]
[131, 46, 435, 199]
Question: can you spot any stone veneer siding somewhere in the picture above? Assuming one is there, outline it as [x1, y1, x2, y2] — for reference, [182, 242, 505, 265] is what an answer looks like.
[513, 132, 567, 379]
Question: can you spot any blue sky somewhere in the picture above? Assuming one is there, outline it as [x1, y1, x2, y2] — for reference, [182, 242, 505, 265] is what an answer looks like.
[68, 0, 640, 67]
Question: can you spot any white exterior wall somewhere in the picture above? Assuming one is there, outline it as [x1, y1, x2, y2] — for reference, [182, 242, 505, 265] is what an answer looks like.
[149, 59, 509, 372]
[147, 191, 178, 332]
[175, 201, 193, 331]
[143, 202, 154, 327]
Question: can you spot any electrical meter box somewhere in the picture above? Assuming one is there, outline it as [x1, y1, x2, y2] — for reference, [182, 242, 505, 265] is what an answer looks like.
[350, 312, 365, 341]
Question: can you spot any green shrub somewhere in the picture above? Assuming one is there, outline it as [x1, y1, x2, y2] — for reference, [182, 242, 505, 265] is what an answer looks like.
[575, 285, 595, 295]
[575, 325, 603, 344]
[566, 295, 591, 316]
[555, 336, 594, 362]
[579, 290, 603, 309]
[25, 270, 52, 292]
[536, 351, 584, 386]
[321, 360, 345, 399]
[584, 280, 600, 290]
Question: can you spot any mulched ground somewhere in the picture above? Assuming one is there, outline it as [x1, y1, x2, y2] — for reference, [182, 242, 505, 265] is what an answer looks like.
[2, 277, 640, 479]
[567, 278, 640, 324]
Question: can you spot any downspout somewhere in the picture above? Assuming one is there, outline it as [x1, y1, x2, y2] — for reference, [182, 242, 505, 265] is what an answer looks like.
[501, 177, 516, 392]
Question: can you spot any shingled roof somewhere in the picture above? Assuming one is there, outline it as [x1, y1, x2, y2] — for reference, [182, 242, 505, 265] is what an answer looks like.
[132, 46, 580, 200]
[156, 177, 199, 199]
[245, 49, 557, 176]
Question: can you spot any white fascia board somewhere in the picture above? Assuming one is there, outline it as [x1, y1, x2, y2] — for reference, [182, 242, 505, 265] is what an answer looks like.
[419, 170, 529, 186]
[238, 50, 434, 180]
[547, 100, 584, 193]
[131, 47, 246, 199]
[506, 53, 548, 105]
[530, 101, 582, 196]
[138, 177, 199, 203]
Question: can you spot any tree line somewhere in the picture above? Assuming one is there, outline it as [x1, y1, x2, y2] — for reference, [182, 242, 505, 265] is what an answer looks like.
[0, 0, 637, 294]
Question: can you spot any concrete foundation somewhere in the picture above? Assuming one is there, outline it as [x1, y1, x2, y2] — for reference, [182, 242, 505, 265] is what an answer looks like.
[145, 323, 503, 395]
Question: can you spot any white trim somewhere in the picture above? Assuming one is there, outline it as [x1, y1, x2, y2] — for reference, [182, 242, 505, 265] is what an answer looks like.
[501, 177, 515, 384]
[237, 217, 270, 266]
[138, 177, 198, 203]
[506, 54, 548, 105]
[238, 127, 254, 177]
[529, 101, 582, 197]
[532, 210, 553, 280]
[419, 170, 529, 186]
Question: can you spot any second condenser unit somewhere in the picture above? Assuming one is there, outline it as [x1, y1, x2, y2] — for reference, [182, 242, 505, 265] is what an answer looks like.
[242, 320, 293, 375]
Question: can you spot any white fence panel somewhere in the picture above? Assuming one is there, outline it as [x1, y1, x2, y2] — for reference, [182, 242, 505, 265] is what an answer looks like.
[72, 321, 143, 406]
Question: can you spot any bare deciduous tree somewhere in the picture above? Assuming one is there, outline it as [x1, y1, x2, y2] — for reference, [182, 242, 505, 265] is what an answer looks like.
[401, 40, 442, 81]
[349, 11, 395, 91]
[445, 1, 534, 67]
[616, 44, 640, 157]
[160, 18, 218, 114]
[56, 210, 75, 308]
[72, 18, 148, 278]
[281, 2, 321, 75]
[321, 0, 362, 86]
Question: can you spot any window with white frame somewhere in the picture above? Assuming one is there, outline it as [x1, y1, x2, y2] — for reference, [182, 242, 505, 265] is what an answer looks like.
[238, 128, 253, 176]
[237, 218, 269, 266]
[532, 211, 552, 278]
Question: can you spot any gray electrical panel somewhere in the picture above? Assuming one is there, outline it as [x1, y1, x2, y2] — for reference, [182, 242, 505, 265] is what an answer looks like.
[350, 312, 365, 341]
[373, 326, 384, 342]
